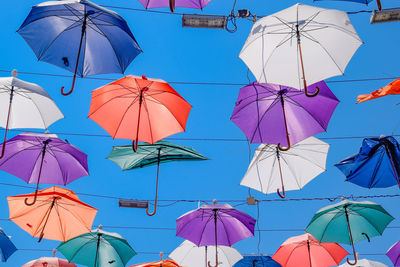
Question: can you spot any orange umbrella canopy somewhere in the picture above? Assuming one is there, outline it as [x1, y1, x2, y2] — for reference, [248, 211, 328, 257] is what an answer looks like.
[7, 186, 97, 242]
[130, 259, 180, 267]
[357, 78, 400, 103]
[88, 75, 192, 150]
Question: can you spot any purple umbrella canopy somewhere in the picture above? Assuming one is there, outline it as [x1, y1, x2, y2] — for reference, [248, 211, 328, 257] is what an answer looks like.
[387, 240, 400, 266]
[176, 202, 256, 267]
[137, 0, 211, 12]
[230, 81, 339, 149]
[0, 132, 89, 205]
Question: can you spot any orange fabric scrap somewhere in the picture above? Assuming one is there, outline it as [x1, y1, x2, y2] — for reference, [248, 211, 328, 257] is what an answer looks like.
[357, 78, 400, 103]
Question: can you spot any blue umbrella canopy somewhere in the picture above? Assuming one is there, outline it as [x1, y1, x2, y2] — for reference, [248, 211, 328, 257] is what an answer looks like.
[0, 227, 17, 262]
[313, 0, 382, 10]
[17, 0, 142, 95]
[335, 136, 400, 189]
[234, 256, 281, 267]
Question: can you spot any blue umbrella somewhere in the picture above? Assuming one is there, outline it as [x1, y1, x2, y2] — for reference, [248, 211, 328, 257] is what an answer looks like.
[335, 136, 400, 189]
[234, 256, 281, 267]
[313, 0, 382, 10]
[18, 0, 142, 95]
[0, 227, 17, 262]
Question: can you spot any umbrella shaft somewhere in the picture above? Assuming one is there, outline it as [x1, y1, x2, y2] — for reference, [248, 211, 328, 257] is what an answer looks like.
[344, 207, 357, 261]
[307, 240, 312, 267]
[94, 235, 101, 267]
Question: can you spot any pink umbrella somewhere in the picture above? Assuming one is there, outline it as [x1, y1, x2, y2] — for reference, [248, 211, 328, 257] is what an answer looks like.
[272, 233, 348, 267]
[22, 250, 76, 267]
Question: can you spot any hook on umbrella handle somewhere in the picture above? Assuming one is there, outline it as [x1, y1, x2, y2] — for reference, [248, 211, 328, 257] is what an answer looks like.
[132, 140, 138, 152]
[169, 0, 175, 12]
[277, 187, 286, 198]
[362, 232, 370, 242]
[305, 86, 320, 98]
[346, 257, 357, 265]
[60, 85, 75, 96]
[208, 261, 218, 267]
[277, 143, 290, 151]
[146, 204, 157, 216]
[0, 141, 6, 159]
[24, 190, 38, 206]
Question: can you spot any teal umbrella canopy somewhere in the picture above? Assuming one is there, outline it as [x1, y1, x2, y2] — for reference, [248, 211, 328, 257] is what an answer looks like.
[107, 141, 208, 216]
[57, 228, 136, 267]
[107, 141, 208, 170]
[305, 200, 394, 265]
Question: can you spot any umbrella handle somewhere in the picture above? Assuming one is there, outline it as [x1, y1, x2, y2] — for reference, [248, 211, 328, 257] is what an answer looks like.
[277, 155, 286, 198]
[377, 0, 382, 10]
[0, 135, 6, 159]
[38, 232, 45, 243]
[362, 232, 370, 242]
[208, 261, 218, 267]
[169, 0, 175, 12]
[305, 86, 320, 98]
[146, 151, 161, 216]
[277, 187, 285, 198]
[132, 140, 139, 152]
[24, 190, 38, 206]
[60, 64, 78, 96]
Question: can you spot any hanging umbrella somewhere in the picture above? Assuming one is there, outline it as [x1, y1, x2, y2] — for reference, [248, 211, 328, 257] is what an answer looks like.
[386, 240, 400, 266]
[272, 233, 348, 267]
[339, 258, 387, 267]
[305, 200, 394, 265]
[7, 186, 97, 242]
[0, 227, 17, 262]
[240, 137, 329, 198]
[230, 82, 339, 149]
[335, 136, 400, 189]
[89, 75, 191, 151]
[0, 132, 89, 205]
[137, 0, 211, 12]
[131, 252, 180, 267]
[176, 201, 256, 267]
[169, 240, 243, 267]
[57, 226, 136, 267]
[314, 0, 382, 11]
[239, 3, 362, 97]
[22, 249, 77, 267]
[234, 256, 281, 267]
[357, 78, 400, 103]
[18, 0, 142, 95]
[107, 141, 207, 215]
[0, 70, 63, 158]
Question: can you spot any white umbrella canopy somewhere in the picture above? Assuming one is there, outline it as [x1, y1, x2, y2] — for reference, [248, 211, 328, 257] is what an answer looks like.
[169, 240, 243, 267]
[0, 70, 64, 157]
[339, 258, 387, 267]
[240, 137, 329, 198]
[239, 3, 362, 96]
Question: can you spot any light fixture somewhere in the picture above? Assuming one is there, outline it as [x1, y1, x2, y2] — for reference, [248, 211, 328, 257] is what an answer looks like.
[182, 14, 227, 29]
[370, 8, 400, 24]
[118, 199, 149, 209]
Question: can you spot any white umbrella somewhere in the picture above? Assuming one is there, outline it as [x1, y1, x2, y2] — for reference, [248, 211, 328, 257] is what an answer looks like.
[239, 3, 362, 97]
[169, 240, 243, 267]
[240, 137, 329, 198]
[0, 70, 63, 157]
[339, 258, 387, 267]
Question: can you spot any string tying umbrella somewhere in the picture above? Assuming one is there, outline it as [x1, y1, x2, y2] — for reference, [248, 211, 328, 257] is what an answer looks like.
[107, 141, 207, 216]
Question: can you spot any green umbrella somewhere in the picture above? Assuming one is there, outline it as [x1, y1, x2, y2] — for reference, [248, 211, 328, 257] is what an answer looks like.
[57, 226, 136, 267]
[107, 141, 208, 216]
[305, 200, 394, 266]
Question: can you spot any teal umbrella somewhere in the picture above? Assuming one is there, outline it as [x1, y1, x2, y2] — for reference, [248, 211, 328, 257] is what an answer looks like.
[305, 200, 394, 266]
[107, 141, 208, 216]
[57, 227, 136, 267]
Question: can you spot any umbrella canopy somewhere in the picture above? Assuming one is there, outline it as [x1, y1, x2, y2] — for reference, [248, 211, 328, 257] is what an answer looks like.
[137, 0, 212, 12]
[131, 259, 180, 267]
[0, 132, 89, 205]
[335, 136, 400, 189]
[272, 233, 348, 267]
[239, 3, 362, 97]
[18, 0, 142, 95]
[305, 200, 394, 265]
[240, 137, 329, 198]
[23, 257, 77, 267]
[8, 186, 97, 242]
[0, 227, 17, 262]
[230, 82, 339, 149]
[176, 201, 255, 267]
[0, 72, 63, 158]
[89, 75, 191, 151]
[339, 258, 387, 267]
[169, 240, 243, 267]
[234, 256, 281, 267]
[57, 227, 136, 267]
[386, 240, 400, 266]
[107, 142, 207, 215]
[314, 0, 382, 11]
[357, 78, 400, 103]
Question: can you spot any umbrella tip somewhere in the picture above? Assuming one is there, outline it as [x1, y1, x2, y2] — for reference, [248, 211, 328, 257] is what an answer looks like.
[212, 199, 217, 204]
[341, 196, 346, 201]
[11, 69, 17, 77]
[142, 75, 147, 80]
[52, 249, 57, 257]
[98, 224, 103, 230]
[160, 252, 164, 260]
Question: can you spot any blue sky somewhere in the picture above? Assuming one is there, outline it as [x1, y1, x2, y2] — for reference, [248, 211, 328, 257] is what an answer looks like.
[1, 0, 400, 266]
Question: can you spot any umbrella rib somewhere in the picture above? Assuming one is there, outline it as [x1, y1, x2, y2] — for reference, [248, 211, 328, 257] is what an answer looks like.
[89, 91, 139, 117]
[284, 151, 327, 171]
[141, 97, 155, 144]
[54, 203, 66, 241]
[264, 155, 278, 194]
[32, 200, 55, 237]
[318, 208, 345, 242]
[250, 97, 281, 143]
[8, 198, 50, 220]
[280, 155, 302, 189]
[110, 96, 140, 138]
[67, 236, 98, 262]
[101, 235, 129, 265]
[196, 213, 215, 246]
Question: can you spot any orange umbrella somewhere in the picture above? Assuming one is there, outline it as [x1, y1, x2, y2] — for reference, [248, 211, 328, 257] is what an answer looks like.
[130, 259, 180, 267]
[88, 75, 192, 151]
[7, 186, 97, 242]
[357, 78, 400, 103]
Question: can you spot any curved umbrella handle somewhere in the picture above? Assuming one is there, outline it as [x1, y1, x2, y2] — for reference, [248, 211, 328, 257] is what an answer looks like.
[347, 256, 357, 265]
[362, 232, 370, 242]
[169, 0, 175, 12]
[146, 202, 157, 216]
[0, 139, 6, 159]
[24, 190, 38, 206]
[277, 133, 290, 151]
[305, 86, 320, 98]
[146, 152, 161, 216]
[208, 261, 218, 267]
[132, 139, 139, 152]
[277, 187, 286, 198]
[60, 84, 75, 96]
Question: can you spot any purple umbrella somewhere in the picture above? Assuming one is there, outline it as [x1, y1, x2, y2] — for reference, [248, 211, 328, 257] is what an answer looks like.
[230, 81, 339, 151]
[138, 0, 212, 12]
[176, 201, 255, 267]
[0, 132, 88, 205]
[387, 240, 400, 266]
